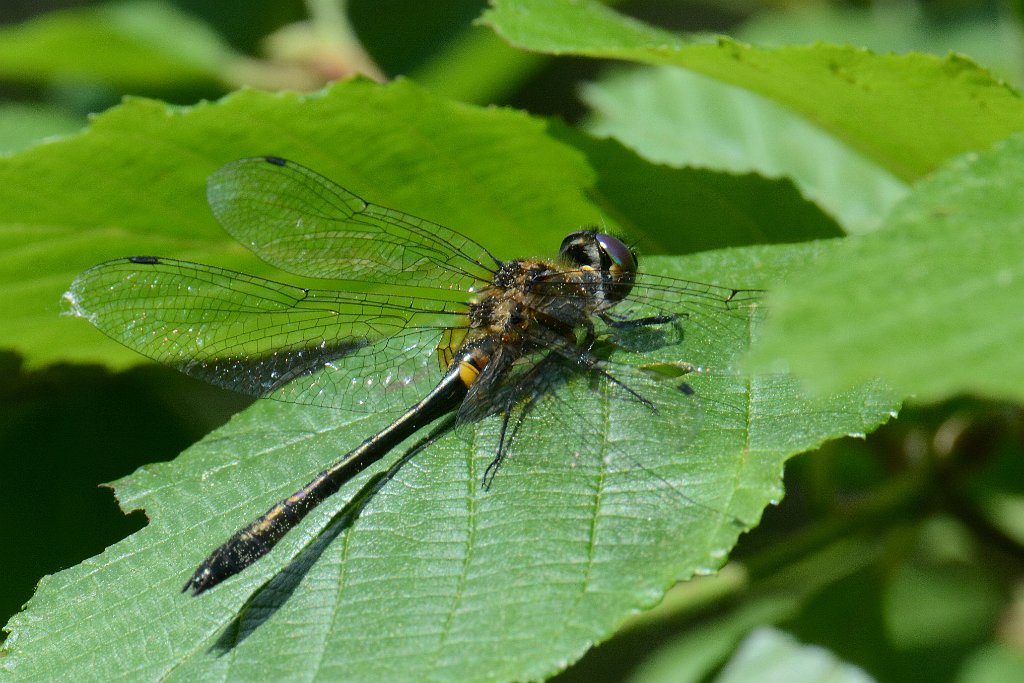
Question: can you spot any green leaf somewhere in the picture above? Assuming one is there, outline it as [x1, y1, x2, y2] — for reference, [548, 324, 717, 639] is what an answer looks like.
[0, 0, 233, 90]
[410, 24, 548, 105]
[0, 81, 584, 370]
[0, 78, 833, 371]
[715, 627, 875, 683]
[1, 78, 897, 680]
[3, 240, 896, 681]
[751, 132, 1024, 404]
[0, 104, 83, 154]
[580, 66, 908, 235]
[481, 0, 1024, 180]
[738, 5, 1024, 85]
[882, 517, 1003, 649]
[609, 534, 883, 683]
[959, 643, 1024, 683]
[624, 595, 797, 683]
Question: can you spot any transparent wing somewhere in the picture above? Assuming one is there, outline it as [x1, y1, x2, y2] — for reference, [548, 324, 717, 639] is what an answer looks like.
[613, 273, 762, 367]
[206, 157, 498, 289]
[448, 263, 763, 501]
[67, 258, 469, 412]
[534, 270, 763, 370]
[462, 340, 745, 537]
[454, 266, 763, 435]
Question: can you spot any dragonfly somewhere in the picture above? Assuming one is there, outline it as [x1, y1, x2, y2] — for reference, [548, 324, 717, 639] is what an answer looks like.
[66, 156, 762, 595]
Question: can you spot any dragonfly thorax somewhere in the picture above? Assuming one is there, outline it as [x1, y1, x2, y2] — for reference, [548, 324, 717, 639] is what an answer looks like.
[559, 230, 638, 307]
[465, 231, 639, 355]
[468, 259, 573, 337]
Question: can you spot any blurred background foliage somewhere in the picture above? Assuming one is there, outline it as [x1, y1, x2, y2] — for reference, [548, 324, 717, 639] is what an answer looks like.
[1, 1, 1023, 681]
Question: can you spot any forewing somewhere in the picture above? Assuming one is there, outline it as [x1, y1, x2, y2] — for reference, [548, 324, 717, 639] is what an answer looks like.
[614, 273, 763, 365]
[531, 270, 762, 370]
[66, 258, 464, 412]
[206, 157, 497, 289]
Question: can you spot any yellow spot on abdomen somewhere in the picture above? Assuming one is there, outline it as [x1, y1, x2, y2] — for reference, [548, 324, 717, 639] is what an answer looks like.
[458, 360, 480, 387]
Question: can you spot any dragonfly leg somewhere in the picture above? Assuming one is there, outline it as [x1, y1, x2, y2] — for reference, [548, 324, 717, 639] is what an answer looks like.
[482, 400, 515, 489]
[481, 381, 547, 489]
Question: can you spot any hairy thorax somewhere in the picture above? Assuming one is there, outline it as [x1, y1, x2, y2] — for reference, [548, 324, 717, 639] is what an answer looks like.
[466, 258, 608, 352]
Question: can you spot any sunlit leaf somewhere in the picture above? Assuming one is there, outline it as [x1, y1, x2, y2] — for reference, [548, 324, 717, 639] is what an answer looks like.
[482, 0, 1024, 180]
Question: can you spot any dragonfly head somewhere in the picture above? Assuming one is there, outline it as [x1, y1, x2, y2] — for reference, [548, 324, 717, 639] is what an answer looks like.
[559, 230, 638, 304]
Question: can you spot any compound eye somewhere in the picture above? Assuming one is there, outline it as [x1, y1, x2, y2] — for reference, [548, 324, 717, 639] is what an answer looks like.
[595, 233, 638, 277]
